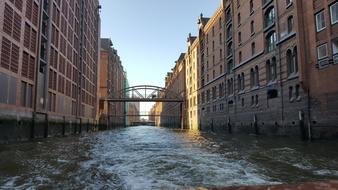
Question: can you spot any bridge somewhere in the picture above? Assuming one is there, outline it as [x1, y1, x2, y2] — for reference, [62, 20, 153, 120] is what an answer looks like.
[101, 85, 184, 103]
[100, 85, 185, 128]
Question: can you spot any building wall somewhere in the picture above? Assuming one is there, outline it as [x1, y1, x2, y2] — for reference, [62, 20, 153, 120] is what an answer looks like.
[300, 0, 338, 137]
[98, 38, 126, 128]
[160, 54, 186, 128]
[154, 0, 338, 139]
[186, 36, 200, 130]
[198, 4, 227, 131]
[194, 0, 338, 138]
[0, 0, 100, 142]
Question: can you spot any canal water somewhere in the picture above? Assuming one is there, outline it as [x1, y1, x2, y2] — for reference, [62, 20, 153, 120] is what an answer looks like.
[1, 126, 338, 189]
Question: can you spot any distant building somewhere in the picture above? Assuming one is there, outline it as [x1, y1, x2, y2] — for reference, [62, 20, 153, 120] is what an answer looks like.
[0, 0, 100, 142]
[98, 38, 126, 128]
[157, 54, 186, 128]
[127, 100, 140, 126]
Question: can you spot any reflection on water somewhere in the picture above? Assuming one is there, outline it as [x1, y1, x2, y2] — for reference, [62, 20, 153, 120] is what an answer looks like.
[1, 126, 338, 189]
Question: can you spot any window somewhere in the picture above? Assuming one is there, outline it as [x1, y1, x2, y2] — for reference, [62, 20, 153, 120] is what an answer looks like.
[219, 17, 222, 28]
[241, 72, 245, 90]
[255, 95, 259, 105]
[330, 2, 338, 25]
[251, 21, 255, 34]
[316, 11, 326, 32]
[264, 7, 275, 27]
[287, 16, 294, 33]
[250, 68, 254, 87]
[227, 60, 234, 73]
[238, 32, 242, 44]
[255, 66, 259, 86]
[238, 13, 241, 26]
[250, 67, 259, 88]
[251, 42, 256, 55]
[227, 42, 233, 56]
[286, 0, 293, 6]
[237, 74, 242, 91]
[333, 39, 338, 64]
[250, 0, 254, 13]
[267, 57, 277, 82]
[239, 51, 242, 63]
[289, 86, 293, 101]
[219, 33, 222, 44]
[227, 25, 232, 39]
[295, 84, 300, 100]
[333, 38, 338, 55]
[266, 31, 276, 52]
[220, 65, 223, 74]
[317, 44, 328, 60]
[220, 49, 223, 60]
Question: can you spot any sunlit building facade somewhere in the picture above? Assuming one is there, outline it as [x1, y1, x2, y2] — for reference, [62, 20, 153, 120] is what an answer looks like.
[185, 35, 200, 130]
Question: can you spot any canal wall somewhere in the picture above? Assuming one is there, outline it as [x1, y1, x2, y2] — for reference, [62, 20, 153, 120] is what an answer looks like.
[0, 112, 98, 144]
[199, 84, 338, 140]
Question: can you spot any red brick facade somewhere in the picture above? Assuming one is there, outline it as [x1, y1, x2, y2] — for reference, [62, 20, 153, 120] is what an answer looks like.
[0, 0, 100, 142]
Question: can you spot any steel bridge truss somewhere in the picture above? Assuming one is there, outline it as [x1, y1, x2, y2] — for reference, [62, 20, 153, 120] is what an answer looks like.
[102, 85, 184, 102]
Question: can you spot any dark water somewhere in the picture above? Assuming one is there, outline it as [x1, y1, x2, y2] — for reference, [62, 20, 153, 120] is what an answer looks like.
[1, 126, 338, 189]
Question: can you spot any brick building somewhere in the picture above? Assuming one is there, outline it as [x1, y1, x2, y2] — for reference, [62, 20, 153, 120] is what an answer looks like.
[158, 0, 338, 139]
[0, 0, 100, 142]
[185, 35, 200, 130]
[196, 0, 338, 138]
[98, 38, 126, 128]
[159, 54, 186, 128]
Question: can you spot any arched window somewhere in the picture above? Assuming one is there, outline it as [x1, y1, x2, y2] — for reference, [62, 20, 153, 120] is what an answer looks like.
[286, 49, 293, 75]
[238, 32, 242, 43]
[241, 73, 245, 90]
[226, 9, 231, 23]
[220, 64, 223, 74]
[287, 16, 294, 33]
[250, 0, 254, 13]
[237, 74, 242, 92]
[220, 49, 223, 60]
[255, 65, 259, 86]
[250, 68, 255, 87]
[239, 51, 242, 63]
[267, 58, 277, 82]
[227, 59, 233, 73]
[227, 25, 232, 39]
[293, 46, 298, 73]
[219, 33, 222, 44]
[251, 42, 256, 55]
[238, 13, 241, 26]
[264, 7, 275, 27]
[227, 42, 233, 56]
[271, 57, 277, 80]
[266, 31, 276, 52]
[266, 60, 271, 81]
[251, 20, 255, 34]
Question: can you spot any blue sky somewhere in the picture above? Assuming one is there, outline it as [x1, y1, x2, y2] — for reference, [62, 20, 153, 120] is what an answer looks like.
[100, 0, 220, 113]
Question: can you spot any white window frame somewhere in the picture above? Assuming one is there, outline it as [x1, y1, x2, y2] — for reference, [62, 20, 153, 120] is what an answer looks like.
[317, 43, 328, 60]
[316, 10, 326, 32]
[330, 2, 338, 25]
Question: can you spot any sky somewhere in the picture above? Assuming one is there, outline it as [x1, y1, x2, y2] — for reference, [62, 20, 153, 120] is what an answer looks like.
[100, 0, 220, 113]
